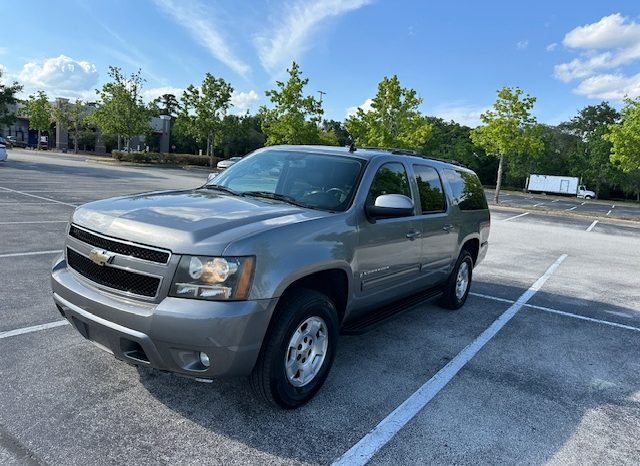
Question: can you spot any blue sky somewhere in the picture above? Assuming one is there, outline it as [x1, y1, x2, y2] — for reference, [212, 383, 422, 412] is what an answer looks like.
[2, 0, 639, 126]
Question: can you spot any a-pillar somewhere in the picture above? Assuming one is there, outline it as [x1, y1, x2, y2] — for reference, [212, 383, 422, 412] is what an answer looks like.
[55, 98, 69, 151]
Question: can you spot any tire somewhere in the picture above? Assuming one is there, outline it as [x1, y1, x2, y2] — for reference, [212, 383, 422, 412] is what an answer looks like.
[250, 289, 338, 409]
[585, 195, 592, 200]
[439, 250, 473, 310]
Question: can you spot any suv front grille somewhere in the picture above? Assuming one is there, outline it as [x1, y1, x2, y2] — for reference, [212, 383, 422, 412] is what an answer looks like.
[67, 248, 160, 298]
[69, 225, 170, 264]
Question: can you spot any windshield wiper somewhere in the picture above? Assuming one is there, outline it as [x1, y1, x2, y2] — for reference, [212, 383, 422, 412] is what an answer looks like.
[202, 184, 241, 196]
[242, 191, 311, 209]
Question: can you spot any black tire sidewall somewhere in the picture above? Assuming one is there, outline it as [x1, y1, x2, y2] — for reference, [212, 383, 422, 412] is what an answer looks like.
[268, 292, 338, 408]
[442, 251, 473, 310]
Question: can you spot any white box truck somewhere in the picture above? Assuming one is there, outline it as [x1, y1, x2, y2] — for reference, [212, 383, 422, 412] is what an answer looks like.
[526, 174, 596, 199]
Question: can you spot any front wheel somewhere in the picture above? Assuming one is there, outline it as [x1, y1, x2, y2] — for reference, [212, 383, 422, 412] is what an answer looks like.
[439, 251, 473, 310]
[585, 195, 592, 200]
[250, 289, 338, 409]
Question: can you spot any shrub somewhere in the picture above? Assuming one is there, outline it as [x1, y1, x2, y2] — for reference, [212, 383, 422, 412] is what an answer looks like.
[111, 151, 221, 167]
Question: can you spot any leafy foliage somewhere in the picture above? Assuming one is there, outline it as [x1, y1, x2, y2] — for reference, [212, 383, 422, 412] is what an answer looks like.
[89, 67, 150, 152]
[175, 73, 233, 162]
[346, 75, 432, 151]
[470, 87, 543, 202]
[51, 99, 89, 154]
[258, 62, 324, 145]
[0, 69, 23, 127]
[148, 93, 180, 117]
[604, 97, 640, 173]
[22, 91, 52, 150]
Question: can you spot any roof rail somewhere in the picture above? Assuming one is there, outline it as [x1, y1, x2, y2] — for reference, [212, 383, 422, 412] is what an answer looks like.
[357, 146, 469, 169]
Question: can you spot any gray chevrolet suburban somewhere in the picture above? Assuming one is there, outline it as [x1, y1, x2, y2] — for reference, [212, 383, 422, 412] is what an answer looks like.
[51, 145, 490, 408]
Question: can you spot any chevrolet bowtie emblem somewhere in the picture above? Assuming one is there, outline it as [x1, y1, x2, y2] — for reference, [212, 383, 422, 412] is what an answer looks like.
[89, 248, 116, 266]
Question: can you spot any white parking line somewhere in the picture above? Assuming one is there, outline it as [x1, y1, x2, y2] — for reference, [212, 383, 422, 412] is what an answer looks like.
[0, 220, 68, 225]
[0, 321, 69, 340]
[503, 212, 529, 222]
[606, 210, 612, 216]
[533, 203, 544, 207]
[0, 250, 62, 258]
[586, 220, 598, 232]
[0, 186, 76, 207]
[332, 255, 567, 466]
[567, 206, 577, 211]
[552, 199, 559, 203]
[470, 292, 640, 333]
[581, 202, 586, 205]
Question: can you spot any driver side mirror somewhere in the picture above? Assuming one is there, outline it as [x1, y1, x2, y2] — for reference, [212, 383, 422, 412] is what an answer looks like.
[365, 194, 414, 220]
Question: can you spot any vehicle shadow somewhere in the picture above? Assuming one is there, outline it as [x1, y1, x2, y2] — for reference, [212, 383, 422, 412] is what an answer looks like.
[137, 282, 640, 465]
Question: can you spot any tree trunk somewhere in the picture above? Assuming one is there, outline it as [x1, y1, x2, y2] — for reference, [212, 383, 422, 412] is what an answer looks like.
[207, 133, 212, 167]
[74, 130, 78, 155]
[37, 130, 41, 151]
[117, 135, 121, 151]
[127, 137, 132, 154]
[494, 153, 504, 204]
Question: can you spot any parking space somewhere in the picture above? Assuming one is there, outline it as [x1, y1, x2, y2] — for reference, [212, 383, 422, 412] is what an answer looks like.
[1, 150, 639, 465]
[488, 190, 640, 221]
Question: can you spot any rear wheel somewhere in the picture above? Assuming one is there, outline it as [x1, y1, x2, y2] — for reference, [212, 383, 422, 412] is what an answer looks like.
[250, 289, 338, 409]
[439, 250, 473, 310]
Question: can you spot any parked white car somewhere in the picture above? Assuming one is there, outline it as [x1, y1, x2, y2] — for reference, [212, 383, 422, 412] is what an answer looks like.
[0, 137, 8, 162]
[216, 156, 242, 170]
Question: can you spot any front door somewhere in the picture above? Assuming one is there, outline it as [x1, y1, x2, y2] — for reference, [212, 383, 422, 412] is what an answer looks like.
[356, 162, 423, 306]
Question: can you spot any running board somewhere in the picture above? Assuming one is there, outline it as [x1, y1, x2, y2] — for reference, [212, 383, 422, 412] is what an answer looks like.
[341, 287, 443, 335]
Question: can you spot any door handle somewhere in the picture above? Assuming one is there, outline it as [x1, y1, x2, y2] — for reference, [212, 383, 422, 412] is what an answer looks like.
[406, 229, 422, 240]
[442, 224, 454, 233]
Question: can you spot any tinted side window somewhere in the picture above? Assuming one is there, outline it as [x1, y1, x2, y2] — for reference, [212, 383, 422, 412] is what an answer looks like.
[443, 169, 488, 211]
[413, 165, 446, 213]
[367, 162, 411, 204]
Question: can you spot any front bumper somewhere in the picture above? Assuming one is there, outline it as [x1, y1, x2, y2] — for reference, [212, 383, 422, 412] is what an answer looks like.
[51, 254, 278, 378]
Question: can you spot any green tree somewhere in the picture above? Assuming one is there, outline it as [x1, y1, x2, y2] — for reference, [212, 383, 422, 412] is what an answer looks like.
[51, 99, 88, 154]
[604, 97, 640, 173]
[470, 86, 543, 203]
[89, 66, 150, 153]
[0, 69, 23, 128]
[258, 62, 323, 145]
[23, 91, 52, 151]
[322, 120, 350, 146]
[175, 73, 233, 165]
[345, 75, 432, 151]
[560, 102, 620, 197]
[219, 114, 265, 156]
[148, 93, 180, 117]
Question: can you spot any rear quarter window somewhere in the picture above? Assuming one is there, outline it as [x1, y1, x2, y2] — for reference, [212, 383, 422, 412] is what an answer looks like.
[443, 169, 488, 211]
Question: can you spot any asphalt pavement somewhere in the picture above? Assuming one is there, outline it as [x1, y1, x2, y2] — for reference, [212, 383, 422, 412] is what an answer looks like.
[486, 190, 640, 221]
[1, 149, 639, 465]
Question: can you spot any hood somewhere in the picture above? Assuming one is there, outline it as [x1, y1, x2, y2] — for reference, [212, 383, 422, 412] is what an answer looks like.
[72, 189, 326, 255]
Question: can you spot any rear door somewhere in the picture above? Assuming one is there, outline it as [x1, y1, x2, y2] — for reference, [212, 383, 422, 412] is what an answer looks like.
[411, 164, 458, 286]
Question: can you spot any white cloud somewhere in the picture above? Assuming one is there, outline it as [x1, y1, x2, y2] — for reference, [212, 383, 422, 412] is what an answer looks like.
[563, 13, 640, 49]
[432, 103, 488, 128]
[554, 13, 640, 100]
[574, 72, 640, 100]
[152, 0, 250, 77]
[546, 42, 558, 52]
[231, 90, 259, 114]
[516, 40, 529, 50]
[345, 98, 373, 119]
[142, 86, 184, 103]
[254, 0, 373, 75]
[17, 55, 98, 100]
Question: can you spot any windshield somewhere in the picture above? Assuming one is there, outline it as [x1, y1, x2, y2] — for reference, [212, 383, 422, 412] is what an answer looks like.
[208, 149, 366, 212]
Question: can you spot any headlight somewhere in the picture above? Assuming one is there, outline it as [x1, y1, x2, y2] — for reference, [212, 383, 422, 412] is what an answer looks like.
[170, 256, 255, 300]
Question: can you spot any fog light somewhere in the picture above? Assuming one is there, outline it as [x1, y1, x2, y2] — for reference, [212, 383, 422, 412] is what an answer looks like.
[199, 352, 211, 368]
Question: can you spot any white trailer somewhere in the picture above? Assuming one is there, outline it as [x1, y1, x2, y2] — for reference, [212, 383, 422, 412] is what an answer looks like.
[526, 174, 596, 198]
